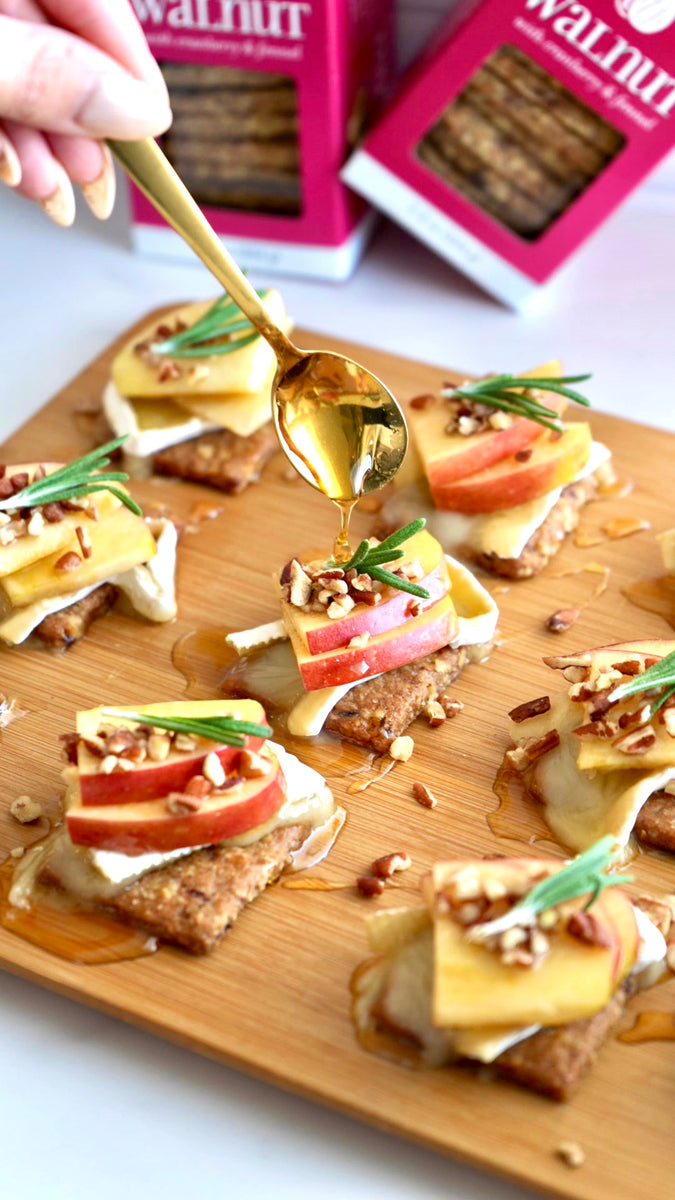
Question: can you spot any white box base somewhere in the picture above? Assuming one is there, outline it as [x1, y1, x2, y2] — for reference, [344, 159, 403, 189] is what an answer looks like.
[131, 210, 377, 282]
[342, 151, 539, 309]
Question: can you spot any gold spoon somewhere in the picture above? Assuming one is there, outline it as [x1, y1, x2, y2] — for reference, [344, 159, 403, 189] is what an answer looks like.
[108, 138, 407, 556]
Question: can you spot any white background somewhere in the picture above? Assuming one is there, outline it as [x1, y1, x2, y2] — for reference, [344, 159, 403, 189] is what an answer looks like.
[0, 3, 673, 1199]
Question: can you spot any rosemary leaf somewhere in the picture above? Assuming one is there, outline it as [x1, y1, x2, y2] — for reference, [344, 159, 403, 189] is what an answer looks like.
[467, 837, 633, 943]
[443, 373, 592, 432]
[103, 709, 272, 748]
[0, 437, 142, 516]
[328, 518, 431, 600]
[150, 290, 267, 359]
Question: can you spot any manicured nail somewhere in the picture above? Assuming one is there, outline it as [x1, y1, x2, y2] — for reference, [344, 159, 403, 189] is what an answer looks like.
[0, 132, 21, 188]
[80, 144, 116, 220]
[77, 73, 173, 139]
[39, 163, 76, 227]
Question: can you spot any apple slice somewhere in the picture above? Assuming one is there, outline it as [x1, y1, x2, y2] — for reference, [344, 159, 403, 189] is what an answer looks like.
[432, 423, 592, 514]
[410, 361, 568, 495]
[278, 529, 450, 655]
[289, 592, 458, 691]
[0, 469, 120, 577]
[111, 290, 288, 399]
[430, 861, 637, 1029]
[1, 505, 157, 608]
[77, 700, 268, 807]
[67, 752, 286, 853]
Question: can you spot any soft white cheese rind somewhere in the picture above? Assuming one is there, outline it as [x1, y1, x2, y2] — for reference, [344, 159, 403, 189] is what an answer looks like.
[103, 381, 218, 458]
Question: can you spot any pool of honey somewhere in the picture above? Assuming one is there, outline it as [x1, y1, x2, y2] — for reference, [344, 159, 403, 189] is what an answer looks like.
[0, 855, 156, 965]
[622, 576, 675, 631]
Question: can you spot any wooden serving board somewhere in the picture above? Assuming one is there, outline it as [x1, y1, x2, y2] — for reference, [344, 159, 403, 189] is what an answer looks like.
[0, 319, 674, 1200]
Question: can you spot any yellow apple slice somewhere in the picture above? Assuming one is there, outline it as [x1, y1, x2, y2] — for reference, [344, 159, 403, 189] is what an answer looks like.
[173, 381, 273, 438]
[433, 894, 635, 1030]
[1, 507, 156, 608]
[0, 467, 120, 577]
[112, 290, 288, 398]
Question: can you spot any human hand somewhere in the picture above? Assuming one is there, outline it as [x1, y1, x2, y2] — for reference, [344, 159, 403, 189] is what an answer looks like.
[0, 0, 172, 225]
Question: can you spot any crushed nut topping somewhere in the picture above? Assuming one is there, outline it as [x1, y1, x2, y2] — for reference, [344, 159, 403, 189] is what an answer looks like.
[508, 695, 551, 724]
[280, 538, 426, 616]
[442, 386, 515, 437]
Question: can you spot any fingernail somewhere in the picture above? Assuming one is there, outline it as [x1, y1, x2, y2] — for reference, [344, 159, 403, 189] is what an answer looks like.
[77, 74, 173, 139]
[39, 163, 76, 227]
[0, 132, 21, 188]
[80, 144, 116, 220]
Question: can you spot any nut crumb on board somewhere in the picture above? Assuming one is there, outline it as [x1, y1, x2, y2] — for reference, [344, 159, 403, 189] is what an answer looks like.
[412, 781, 438, 809]
[389, 735, 414, 762]
[357, 875, 386, 898]
[10, 795, 43, 824]
[556, 1141, 586, 1168]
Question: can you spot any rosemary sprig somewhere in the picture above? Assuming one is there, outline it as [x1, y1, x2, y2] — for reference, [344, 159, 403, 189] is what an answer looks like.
[102, 709, 273, 749]
[150, 291, 265, 359]
[0, 437, 141, 516]
[443, 373, 592, 433]
[332, 519, 431, 600]
[609, 649, 675, 719]
[467, 837, 633, 943]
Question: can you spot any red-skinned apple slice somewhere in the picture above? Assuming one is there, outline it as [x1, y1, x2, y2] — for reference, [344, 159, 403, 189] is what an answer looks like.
[410, 362, 568, 494]
[67, 756, 286, 854]
[289, 593, 457, 691]
[77, 700, 267, 807]
[278, 530, 450, 654]
[432, 423, 591, 514]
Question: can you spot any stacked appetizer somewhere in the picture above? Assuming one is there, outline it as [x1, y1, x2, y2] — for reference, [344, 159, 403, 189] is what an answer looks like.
[104, 291, 290, 493]
[0, 441, 176, 647]
[13, 700, 340, 954]
[507, 641, 675, 857]
[376, 363, 612, 578]
[225, 520, 498, 752]
[353, 840, 671, 1100]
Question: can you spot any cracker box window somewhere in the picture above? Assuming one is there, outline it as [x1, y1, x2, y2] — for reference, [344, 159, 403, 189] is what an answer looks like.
[416, 45, 625, 242]
[160, 62, 302, 217]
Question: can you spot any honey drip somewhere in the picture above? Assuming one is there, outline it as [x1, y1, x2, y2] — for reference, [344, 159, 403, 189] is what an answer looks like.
[619, 1011, 675, 1044]
[488, 759, 564, 854]
[333, 499, 356, 563]
[622, 577, 675, 631]
[0, 856, 156, 965]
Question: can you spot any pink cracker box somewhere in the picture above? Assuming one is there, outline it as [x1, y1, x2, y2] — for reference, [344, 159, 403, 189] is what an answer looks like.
[128, 0, 395, 279]
[343, 0, 675, 305]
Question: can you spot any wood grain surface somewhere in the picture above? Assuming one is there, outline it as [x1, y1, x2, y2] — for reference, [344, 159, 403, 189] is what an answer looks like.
[0, 318, 673, 1200]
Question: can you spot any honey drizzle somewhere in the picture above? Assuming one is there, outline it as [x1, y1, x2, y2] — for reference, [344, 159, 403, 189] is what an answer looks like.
[622, 576, 675, 631]
[619, 1011, 675, 1044]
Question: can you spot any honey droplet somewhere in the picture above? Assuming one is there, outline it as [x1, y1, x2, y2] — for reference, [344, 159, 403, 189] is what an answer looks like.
[619, 1011, 675, 1044]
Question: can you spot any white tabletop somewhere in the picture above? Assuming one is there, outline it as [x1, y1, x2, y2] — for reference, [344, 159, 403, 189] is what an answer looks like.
[0, 174, 673, 1200]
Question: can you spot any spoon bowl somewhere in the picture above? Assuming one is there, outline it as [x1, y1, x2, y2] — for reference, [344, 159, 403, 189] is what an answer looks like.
[108, 137, 408, 509]
[272, 349, 407, 501]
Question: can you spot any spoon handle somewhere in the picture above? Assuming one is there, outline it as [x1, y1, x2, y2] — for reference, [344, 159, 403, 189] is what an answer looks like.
[108, 137, 298, 366]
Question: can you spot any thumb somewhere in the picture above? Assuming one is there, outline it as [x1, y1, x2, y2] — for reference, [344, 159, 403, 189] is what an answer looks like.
[0, 16, 172, 138]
